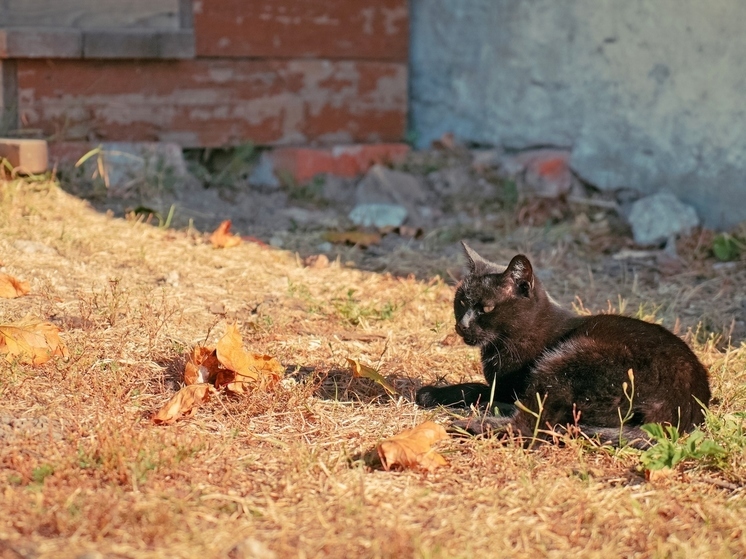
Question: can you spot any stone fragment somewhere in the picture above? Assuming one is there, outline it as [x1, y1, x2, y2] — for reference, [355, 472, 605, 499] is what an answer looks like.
[471, 148, 502, 172]
[272, 144, 410, 184]
[85, 142, 189, 194]
[523, 150, 573, 198]
[0, 138, 48, 173]
[627, 192, 700, 246]
[355, 164, 430, 225]
[13, 240, 58, 255]
[428, 166, 471, 197]
[248, 151, 280, 190]
[349, 203, 407, 229]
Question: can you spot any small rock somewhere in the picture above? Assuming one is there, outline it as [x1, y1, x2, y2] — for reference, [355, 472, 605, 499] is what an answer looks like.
[228, 538, 277, 559]
[13, 240, 58, 255]
[471, 148, 503, 172]
[428, 166, 471, 197]
[269, 235, 284, 248]
[303, 254, 329, 269]
[209, 302, 226, 314]
[627, 192, 700, 246]
[316, 242, 333, 253]
[348, 203, 407, 229]
[523, 150, 573, 198]
[99, 142, 189, 195]
[355, 165, 430, 224]
[248, 151, 280, 190]
[165, 270, 179, 287]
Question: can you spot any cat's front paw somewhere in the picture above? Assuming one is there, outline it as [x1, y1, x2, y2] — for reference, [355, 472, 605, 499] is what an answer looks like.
[415, 386, 440, 408]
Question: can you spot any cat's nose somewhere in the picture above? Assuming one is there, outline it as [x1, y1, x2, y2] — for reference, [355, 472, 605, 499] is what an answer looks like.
[459, 308, 476, 329]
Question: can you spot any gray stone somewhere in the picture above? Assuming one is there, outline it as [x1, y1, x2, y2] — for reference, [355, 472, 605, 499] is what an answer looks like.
[410, 0, 746, 228]
[348, 203, 407, 229]
[627, 192, 699, 246]
[428, 166, 471, 197]
[91, 142, 190, 197]
[13, 239, 58, 255]
[471, 149, 503, 171]
[355, 164, 430, 225]
[248, 152, 280, 190]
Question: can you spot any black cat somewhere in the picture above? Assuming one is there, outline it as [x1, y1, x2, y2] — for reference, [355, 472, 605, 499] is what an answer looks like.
[416, 243, 711, 446]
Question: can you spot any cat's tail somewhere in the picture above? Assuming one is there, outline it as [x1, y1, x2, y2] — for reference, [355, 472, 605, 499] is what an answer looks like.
[449, 417, 654, 449]
[579, 426, 653, 449]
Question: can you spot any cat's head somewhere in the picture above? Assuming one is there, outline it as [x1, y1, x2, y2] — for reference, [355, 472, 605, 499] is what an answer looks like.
[454, 243, 543, 346]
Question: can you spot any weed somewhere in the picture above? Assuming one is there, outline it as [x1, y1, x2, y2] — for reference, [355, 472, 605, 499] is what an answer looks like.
[639, 424, 726, 471]
[31, 464, 55, 484]
[333, 289, 399, 325]
[617, 369, 636, 446]
[712, 233, 745, 261]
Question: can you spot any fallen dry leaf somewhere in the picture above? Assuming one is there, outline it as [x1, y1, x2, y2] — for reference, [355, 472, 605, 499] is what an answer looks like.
[346, 358, 397, 395]
[184, 345, 221, 385]
[323, 230, 381, 247]
[209, 220, 242, 248]
[215, 323, 284, 393]
[0, 315, 69, 365]
[0, 274, 30, 298]
[377, 421, 449, 472]
[152, 384, 214, 425]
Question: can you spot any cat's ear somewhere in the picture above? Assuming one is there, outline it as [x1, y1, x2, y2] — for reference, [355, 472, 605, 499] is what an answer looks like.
[462, 242, 498, 275]
[506, 255, 534, 296]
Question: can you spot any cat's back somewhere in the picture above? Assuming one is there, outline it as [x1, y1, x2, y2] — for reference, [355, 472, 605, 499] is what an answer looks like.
[565, 313, 688, 350]
[536, 312, 710, 428]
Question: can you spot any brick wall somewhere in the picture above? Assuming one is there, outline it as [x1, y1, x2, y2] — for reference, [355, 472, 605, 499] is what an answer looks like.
[1, 1, 408, 148]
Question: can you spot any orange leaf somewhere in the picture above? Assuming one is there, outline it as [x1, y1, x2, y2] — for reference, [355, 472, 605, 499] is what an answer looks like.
[152, 384, 214, 425]
[209, 220, 242, 248]
[377, 421, 449, 472]
[184, 345, 221, 385]
[0, 315, 69, 366]
[215, 324, 284, 393]
[323, 230, 381, 247]
[0, 274, 30, 298]
[346, 358, 397, 395]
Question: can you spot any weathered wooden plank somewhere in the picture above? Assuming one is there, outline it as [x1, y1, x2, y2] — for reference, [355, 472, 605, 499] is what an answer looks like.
[17, 59, 407, 146]
[0, 28, 83, 59]
[83, 30, 195, 59]
[0, 0, 180, 30]
[193, 0, 408, 61]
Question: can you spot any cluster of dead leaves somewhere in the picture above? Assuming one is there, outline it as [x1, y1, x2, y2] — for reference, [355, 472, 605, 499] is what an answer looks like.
[0, 274, 69, 366]
[152, 324, 284, 424]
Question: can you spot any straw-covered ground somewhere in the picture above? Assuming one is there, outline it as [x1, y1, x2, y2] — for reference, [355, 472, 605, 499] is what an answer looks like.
[1, 167, 745, 559]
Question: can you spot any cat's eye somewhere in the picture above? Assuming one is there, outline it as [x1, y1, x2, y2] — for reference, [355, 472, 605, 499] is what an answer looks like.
[482, 304, 495, 313]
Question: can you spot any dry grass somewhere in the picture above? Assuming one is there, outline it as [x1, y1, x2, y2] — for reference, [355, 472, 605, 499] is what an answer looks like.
[1, 176, 745, 559]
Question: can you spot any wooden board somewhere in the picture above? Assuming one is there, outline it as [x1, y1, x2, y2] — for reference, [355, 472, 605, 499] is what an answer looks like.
[17, 59, 407, 146]
[194, 0, 408, 61]
[0, 0, 180, 29]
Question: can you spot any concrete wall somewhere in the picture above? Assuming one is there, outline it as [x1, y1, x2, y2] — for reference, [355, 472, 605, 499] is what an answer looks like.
[410, 0, 746, 228]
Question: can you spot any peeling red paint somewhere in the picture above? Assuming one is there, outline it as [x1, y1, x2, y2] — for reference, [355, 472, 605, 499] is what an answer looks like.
[17, 59, 407, 146]
[194, 0, 408, 61]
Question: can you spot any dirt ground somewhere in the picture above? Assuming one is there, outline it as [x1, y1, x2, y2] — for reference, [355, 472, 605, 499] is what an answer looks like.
[1, 150, 745, 558]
